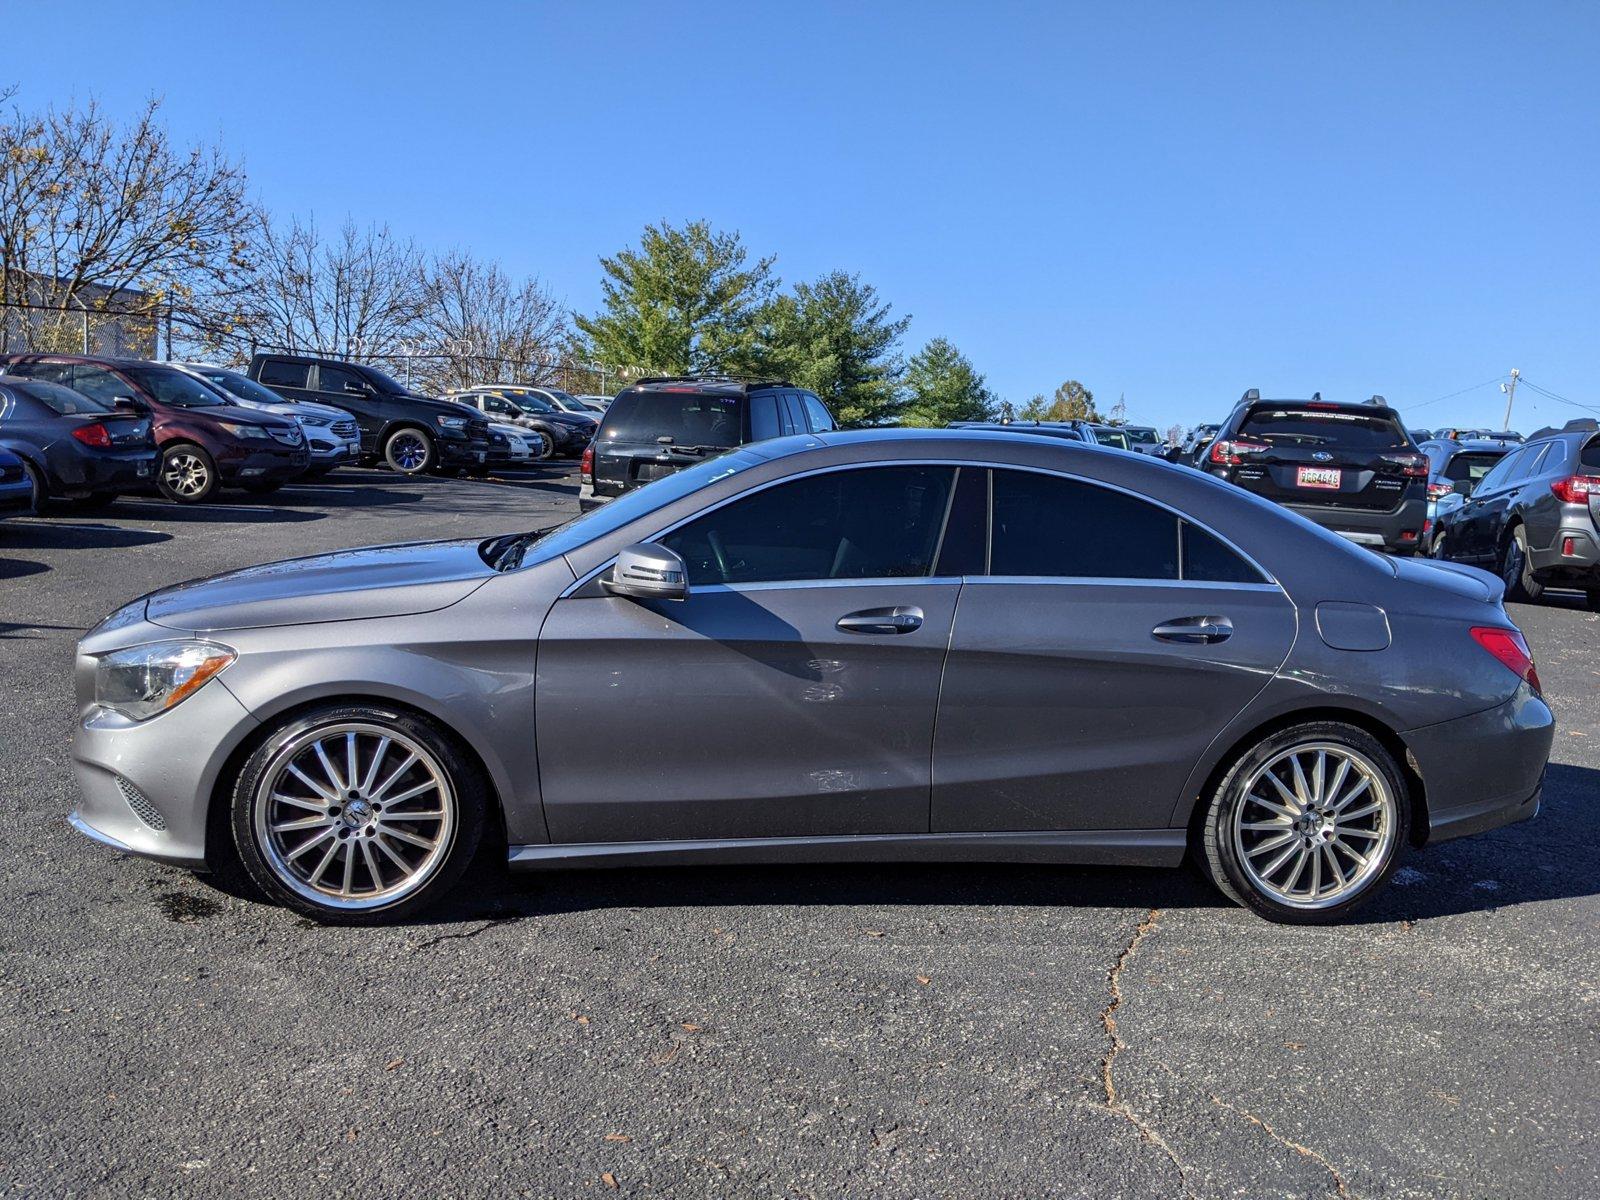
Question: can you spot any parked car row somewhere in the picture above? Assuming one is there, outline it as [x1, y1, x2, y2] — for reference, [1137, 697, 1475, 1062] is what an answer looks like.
[0, 350, 598, 517]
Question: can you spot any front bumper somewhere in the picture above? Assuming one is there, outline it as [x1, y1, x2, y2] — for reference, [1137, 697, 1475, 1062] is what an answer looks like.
[437, 438, 490, 467]
[1404, 684, 1554, 844]
[69, 675, 262, 866]
[215, 444, 309, 483]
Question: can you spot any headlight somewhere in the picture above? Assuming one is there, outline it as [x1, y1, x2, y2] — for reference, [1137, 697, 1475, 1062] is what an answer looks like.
[220, 422, 270, 439]
[436, 415, 467, 430]
[94, 640, 236, 722]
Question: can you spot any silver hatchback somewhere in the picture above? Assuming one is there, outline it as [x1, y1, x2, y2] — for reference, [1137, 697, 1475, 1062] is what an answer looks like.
[68, 431, 1553, 924]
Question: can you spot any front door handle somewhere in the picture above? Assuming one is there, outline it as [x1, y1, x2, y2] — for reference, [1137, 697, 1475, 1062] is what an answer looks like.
[837, 606, 924, 635]
[1152, 615, 1233, 644]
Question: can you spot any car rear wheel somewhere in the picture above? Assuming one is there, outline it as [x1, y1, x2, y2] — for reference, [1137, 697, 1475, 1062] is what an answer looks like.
[1501, 524, 1544, 603]
[384, 427, 435, 475]
[158, 444, 218, 503]
[1198, 722, 1410, 924]
[231, 705, 486, 924]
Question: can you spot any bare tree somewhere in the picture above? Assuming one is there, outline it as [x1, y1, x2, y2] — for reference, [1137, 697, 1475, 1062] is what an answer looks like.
[414, 250, 567, 394]
[0, 95, 252, 351]
[199, 211, 427, 367]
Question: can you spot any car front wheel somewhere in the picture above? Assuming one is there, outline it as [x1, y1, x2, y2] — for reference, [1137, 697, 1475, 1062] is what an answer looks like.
[230, 705, 485, 924]
[1198, 722, 1410, 924]
[158, 444, 218, 503]
[384, 427, 435, 475]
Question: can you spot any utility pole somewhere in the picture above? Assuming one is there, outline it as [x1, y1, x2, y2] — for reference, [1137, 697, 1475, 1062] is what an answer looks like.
[1501, 368, 1520, 429]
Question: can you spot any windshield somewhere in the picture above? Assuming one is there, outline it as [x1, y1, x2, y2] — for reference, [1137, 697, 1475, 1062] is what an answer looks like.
[602, 390, 742, 448]
[1125, 427, 1160, 445]
[1091, 426, 1131, 450]
[483, 449, 763, 570]
[189, 366, 288, 408]
[505, 392, 556, 414]
[1238, 407, 1408, 450]
[545, 389, 586, 411]
[122, 366, 227, 407]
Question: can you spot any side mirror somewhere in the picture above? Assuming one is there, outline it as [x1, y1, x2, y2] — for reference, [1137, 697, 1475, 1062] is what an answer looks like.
[113, 396, 148, 413]
[1452, 479, 1476, 497]
[603, 543, 688, 602]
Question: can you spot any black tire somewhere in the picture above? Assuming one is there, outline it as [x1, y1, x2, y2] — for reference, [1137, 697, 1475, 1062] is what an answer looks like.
[241, 479, 287, 495]
[1500, 524, 1544, 603]
[527, 429, 554, 461]
[18, 459, 46, 514]
[157, 443, 219, 503]
[383, 426, 435, 475]
[230, 704, 487, 924]
[1429, 530, 1448, 560]
[1197, 721, 1411, 925]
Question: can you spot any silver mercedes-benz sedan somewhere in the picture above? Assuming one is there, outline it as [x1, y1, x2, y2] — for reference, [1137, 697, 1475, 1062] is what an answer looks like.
[68, 430, 1554, 924]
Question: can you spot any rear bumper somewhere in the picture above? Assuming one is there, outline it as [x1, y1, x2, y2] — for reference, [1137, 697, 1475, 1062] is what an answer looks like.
[1283, 497, 1428, 552]
[67, 450, 158, 494]
[1404, 684, 1554, 845]
[1528, 511, 1600, 582]
[578, 483, 611, 513]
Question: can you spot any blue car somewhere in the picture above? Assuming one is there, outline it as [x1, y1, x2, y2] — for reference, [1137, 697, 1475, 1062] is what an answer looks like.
[0, 444, 33, 519]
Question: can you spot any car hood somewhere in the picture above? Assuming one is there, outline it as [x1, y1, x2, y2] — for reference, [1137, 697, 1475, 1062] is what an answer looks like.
[1387, 554, 1505, 605]
[144, 537, 497, 632]
[187, 403, 299, 431]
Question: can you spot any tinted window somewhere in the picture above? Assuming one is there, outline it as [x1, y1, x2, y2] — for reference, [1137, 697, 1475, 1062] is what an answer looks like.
[1476, 450, 1522, 491]
[800, 392, 835, 432]
[662, 466, 956, 585]
[602, 391, 742, 448]
[777, 392, 804, 436]
[1508, 444, 1552, 481]
[191, 367, 289, 408]
[1442, 451, 1507, 484]
[1238, 407, 1408, 450]
[13, 379, 111, 415]
[935, 467, 988, 575]
[749, 394, 781, 441]
[1581, 437, 1600, 473]
[1181, 522, 1264, 583]
[316, 364, 365, 396]
[990, 470, 1179, 579]
[121, 366, 225, 407]
[257, 359, 309, 388]
[71, 366, 139, 405]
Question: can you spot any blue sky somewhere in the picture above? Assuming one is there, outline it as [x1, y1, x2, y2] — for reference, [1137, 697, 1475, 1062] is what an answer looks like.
[8, 2, 1597, 432]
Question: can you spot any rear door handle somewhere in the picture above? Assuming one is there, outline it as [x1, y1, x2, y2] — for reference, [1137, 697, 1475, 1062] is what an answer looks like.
[837, 606, 924, 635]
[1152, 615, 1233, 644]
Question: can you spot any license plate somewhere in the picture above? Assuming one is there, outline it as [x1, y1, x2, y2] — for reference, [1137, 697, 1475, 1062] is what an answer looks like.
[1297, 466, 1341, 489]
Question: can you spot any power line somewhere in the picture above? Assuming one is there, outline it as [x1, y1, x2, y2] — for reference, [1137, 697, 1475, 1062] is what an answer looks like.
[1405, 375, 1509, 412]
[1518, 376, 1600, 415]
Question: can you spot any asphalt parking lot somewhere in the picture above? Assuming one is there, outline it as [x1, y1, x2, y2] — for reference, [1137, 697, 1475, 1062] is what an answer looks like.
[1, 466, 1596, 1200]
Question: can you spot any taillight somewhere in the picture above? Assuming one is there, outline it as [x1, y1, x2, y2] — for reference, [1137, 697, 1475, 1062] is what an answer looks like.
[1427, 482, 1454, 501]
[579, 445, 594, 485]
[1550, 475, 1600, 503]
[1470, 626, 1541, 695]
[1380, 452, 1430, 477]
[1208, 438, 1269, 466]
[71, 422, 112, 448]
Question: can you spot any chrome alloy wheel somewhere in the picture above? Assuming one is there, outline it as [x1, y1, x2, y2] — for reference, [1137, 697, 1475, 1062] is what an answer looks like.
[253, 722, 457, 911]
[1231, 742, 1396, 909]
[390, 432, 429, 472]
[162, 451, 211, 498]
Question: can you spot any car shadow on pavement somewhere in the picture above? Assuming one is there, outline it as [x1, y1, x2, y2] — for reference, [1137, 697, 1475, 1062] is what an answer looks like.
[97, 498, 328, 525]
[0, 522, 171, 552]
[0, 557, 50, 580]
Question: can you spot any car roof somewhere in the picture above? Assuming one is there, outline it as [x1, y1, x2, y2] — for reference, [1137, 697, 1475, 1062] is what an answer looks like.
[624, 376, 795, 396]
[1428, 438, 1515, 453]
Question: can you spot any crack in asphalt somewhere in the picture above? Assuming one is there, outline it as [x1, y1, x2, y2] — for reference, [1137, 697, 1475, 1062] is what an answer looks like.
[406, 917, 516, 952]
[1097, 907, 1198, 1198]
[1204, 1088, 1356, 1199]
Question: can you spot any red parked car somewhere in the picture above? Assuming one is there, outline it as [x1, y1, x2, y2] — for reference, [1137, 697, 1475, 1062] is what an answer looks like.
[0, 356, 309, 503]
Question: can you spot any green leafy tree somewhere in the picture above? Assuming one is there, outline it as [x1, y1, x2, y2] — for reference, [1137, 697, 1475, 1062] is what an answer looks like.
[899, 337, 995, 427]
[574, 220, 776, 375]
[1019, 393, 1050, 420]
[1047, 379, 1100, 421]
[764, 271, 910, 427]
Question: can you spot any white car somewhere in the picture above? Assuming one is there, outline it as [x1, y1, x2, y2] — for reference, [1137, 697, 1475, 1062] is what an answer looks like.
[488, 421, 547, 463]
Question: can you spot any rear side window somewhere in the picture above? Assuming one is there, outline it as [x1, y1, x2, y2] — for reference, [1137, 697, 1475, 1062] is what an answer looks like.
[316, 364, 364, 396]
[748, 393, 781, 441]
[1181, 522, 1265, 583]
[990, 469, 1178, 579]
[1238, 407, 1408, 451]
[603, 391, 743, 448]
[661, 465, 956, 585]
[800, 392, 835, 432]
[258, 359, 309, 388]
[1581, 438, 1600, 472]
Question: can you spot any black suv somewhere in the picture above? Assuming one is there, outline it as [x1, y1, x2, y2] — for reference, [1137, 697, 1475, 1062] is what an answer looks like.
[580, 377, 835, 510]
[1415, 437, 1514, 554]
[247, 353, 489, 475]
[1433, 419, 1600, 606]
[1204, 390, 1428, 554]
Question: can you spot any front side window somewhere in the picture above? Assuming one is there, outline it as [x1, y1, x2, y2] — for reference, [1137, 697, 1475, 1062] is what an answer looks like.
[990, 469, 1179, 579]
[120, 366, 224, 407]
[800, 392, 835, 432]
[1476, 450, 1523, 492]
[661, 466, 957, 586]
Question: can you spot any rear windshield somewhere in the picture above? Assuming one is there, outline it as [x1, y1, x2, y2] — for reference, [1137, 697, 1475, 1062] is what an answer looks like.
[602, 390, 743, 448]
[1238, 407, 1408, 450]
[1442, 450, 1508, 483]
[14, 379, 111, 415]
[1581, 437, 1600, 472]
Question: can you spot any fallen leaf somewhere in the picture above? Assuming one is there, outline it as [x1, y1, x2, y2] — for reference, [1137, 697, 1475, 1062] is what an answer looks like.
[681, 1022, 702, 1033]
[345, 1128, 359, 1142]
[863, 929, 885, 938]
[571, 1011, 591, 1026]
[601, 1171, 618, 1189]
[383, 1057, 404, 1072]
[915, 976, 931, 986]
[604, 1133, 632, 1143]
